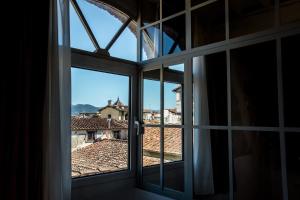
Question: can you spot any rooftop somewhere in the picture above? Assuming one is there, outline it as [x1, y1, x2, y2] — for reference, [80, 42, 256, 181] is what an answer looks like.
[71, 117, 128, 131]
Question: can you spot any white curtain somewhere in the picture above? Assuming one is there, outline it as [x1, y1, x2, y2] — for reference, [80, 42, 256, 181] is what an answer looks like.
[193, 56, 214, 195]
[43, 0, 71, 200]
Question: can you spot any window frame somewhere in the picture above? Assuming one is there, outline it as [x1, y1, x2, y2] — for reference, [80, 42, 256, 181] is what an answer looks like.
[71, 48, 139, 188]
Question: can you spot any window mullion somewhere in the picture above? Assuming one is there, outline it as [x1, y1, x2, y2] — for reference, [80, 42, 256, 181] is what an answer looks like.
[105, 18, 132, 51]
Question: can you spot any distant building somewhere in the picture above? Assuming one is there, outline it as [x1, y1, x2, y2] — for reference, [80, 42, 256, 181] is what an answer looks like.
[98, 98, 128, 120]
[71, 117, 128, 150]
[172, 85, 182, 113]
[164, 109, 181, 124]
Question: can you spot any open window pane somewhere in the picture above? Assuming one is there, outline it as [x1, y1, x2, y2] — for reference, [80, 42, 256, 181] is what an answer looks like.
[70, 2, 96, 52]
[229, 0, 275, 38]
[193, 52, 227, 126]
[162, 0, 185, 18]
[71, 67, 129, 178]
[232, 131, 282, 200]
[230, 41, 278, 127]
[164, 64, 184, 125]
[142, 24, 160, 61]
[143, 127, 161, 186]
[163, 15, 186, 55]
[109, 23, 137, 61]
[143, 69, 161, 124]
[280, 0, 300, 25]
[76, 0, 124, 48]
[164, 128, 184, 191]
[191, 0, 225, 48]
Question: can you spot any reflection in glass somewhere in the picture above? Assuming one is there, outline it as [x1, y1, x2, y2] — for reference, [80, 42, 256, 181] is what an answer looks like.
[109, 22, 137, 61]
[193, 52, 227, 126]
[162, 0, 185, 18]
[163, 15, 186, 55]
[70, 2, 96, 52]
[71, 68, 129, 178]
[281, 34, 300, 127]
[143, 69, 161, 124]
[143, 127, 161, 186]
[280, 0, 300, 25]
[164, 128, 184, 191]
[229, 0, 275, 38]
[164, 64, 184, 125]
[285, 132, 300, 200]
[142, 25, 160, 61]
[77, 0, 124, 48]
[191, 0, 225, 48]
[230, 41, 278, 127]
[141, 0, 160, 26]
[193, 129, 229, 199]
[232, 131, 282, 200]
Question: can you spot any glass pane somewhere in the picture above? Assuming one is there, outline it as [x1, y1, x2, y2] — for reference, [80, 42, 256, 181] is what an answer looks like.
[141, 0, 160, 26]
[168, 63, 185, 72]
[70, 2, 96, 52]
[191, 0, 225, 48]
[143, 127, 161, 185]
[162, 0, 185, 18]
[77, 0, 124, 48]
[143, 69, 161, 124]
[229, 0, 275, 38]
[109, 22, 137, 61]
[281, 34, 300, 127]
[191, 0, 211, 7]
[163, 15, 186, 56]
[71, 67, 129, 178]
[164, 64, 184, 125]
[230, 41, 278, 127]
[280, 0, 300, 25]
[193, 129, 229, 199]
[285, 132, 300, 200]
[142, 24, 160, 61]
[193, 52, 227, 126]
[232, 131, 282, 200]
[164, 128, 184, 191]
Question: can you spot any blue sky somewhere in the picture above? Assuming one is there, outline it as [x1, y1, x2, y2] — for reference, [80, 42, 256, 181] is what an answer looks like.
[70, 0, 180, 109]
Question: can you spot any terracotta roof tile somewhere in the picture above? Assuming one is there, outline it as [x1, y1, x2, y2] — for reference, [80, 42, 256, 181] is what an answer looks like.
[71, 117, 128, 131]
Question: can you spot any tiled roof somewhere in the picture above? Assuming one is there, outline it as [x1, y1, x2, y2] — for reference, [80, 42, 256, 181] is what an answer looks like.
[72, 139, 128, 177]
[71, 117, 128, 131]
[143, 127, 182, 155]
[71, 127, 182, 177]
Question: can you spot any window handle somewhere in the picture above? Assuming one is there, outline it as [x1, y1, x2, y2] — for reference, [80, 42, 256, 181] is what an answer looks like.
[134, 120, 144, 135]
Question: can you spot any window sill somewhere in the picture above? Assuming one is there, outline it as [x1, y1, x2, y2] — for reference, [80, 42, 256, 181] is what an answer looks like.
[72, 169, 135, 188]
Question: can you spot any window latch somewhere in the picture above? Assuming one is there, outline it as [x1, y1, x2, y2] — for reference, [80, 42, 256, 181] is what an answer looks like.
[134, 120, 144, 135]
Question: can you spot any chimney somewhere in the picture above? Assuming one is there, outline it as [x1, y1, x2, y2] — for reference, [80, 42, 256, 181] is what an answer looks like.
[107, 118, 111, 129]
[108, 99, 112, 106]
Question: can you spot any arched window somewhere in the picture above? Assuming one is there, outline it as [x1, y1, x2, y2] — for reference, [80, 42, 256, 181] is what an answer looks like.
[70, 0, 137, 61]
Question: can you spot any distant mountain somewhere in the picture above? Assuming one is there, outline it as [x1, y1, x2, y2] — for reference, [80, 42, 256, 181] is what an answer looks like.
[72, 104, 100, 115]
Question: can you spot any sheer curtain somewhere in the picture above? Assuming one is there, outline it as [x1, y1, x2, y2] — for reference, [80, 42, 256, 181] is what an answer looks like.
[43, 0, 71, 200]
[193, 56, 214, 195]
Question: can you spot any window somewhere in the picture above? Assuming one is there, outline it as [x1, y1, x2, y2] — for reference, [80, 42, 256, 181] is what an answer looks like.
[70, 0, 137, 61]
[229, 0, 275, 38]
[142, 64, 184, 192]
[71, 67, 130, 178]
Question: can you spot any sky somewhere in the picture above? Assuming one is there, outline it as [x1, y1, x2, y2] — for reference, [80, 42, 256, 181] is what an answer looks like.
[70, 0, 180, 109]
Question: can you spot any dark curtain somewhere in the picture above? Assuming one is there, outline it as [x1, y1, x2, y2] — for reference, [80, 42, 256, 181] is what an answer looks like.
[1, 1, 50, 200]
